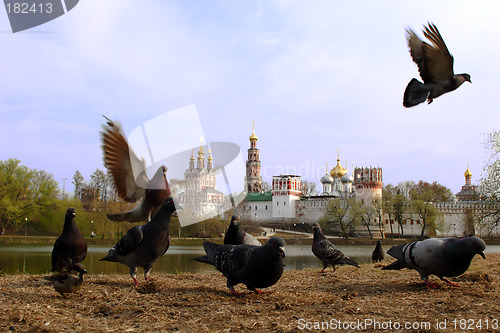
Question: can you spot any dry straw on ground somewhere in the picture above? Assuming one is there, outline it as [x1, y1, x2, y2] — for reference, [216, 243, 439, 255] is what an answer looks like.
[0, 254, 499, 332]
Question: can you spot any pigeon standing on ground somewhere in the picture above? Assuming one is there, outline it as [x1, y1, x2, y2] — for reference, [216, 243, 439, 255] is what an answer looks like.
[100, 197, 178, 285]
[192, 237, 285, 296]
[53, 263, 87, 296]
[100, 116, 171, 222]
[403, 23, 471, 108]
[382, 236, 486, 288]
[224, 215, 261, 246]
[372, 240, 385, 263]
[51, 208, 87, 273]
[311, 223, 360, 272]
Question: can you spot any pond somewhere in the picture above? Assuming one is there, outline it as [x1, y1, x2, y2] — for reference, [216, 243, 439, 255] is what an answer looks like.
[1, 244, 499, 276]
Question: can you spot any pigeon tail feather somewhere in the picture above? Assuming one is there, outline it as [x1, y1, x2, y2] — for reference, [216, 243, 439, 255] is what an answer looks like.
[338, 257, 360, 268]
[386, 244, 406, 260]
[403, 78, 430, 107]
[99, 249, 119, 262]
[381, 260, 407, 270]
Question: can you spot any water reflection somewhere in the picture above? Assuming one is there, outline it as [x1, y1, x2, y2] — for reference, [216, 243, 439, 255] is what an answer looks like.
[1, 244, 499, 276]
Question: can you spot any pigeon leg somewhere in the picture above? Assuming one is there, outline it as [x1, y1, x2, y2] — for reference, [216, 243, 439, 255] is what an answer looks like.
[424, 279, 438, 289]
[427, 98, 433, 104]
[332, 265, 336, 272]
[319, 268, 326, 273]
[440, 277, 460, 287]
[249, 288, 270, 295]
[229, 287, 242, 297]
[130, 267, 139, 285]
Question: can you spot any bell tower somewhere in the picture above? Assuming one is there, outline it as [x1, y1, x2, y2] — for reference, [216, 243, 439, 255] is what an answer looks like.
[246, 121, 262, 193]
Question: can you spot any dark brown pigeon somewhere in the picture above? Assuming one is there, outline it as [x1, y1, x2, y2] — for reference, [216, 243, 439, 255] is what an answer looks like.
[403, 23, 471, 107]
[372, 240, 385, 263]
[311, 223, 359, 272]
[101, 116, 171, 222]
[192, 237, 285, 296]
[224, 215, 261, 246]
[51, 208, 87, 273]
[53, 263, 87, 296]
[100, 197, 177, 285]
[383, 236, 486, 288]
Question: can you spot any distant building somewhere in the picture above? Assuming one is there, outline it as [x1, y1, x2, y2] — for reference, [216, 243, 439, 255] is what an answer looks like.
[241, 124, 381, 223]
[177, 146, 224, 217]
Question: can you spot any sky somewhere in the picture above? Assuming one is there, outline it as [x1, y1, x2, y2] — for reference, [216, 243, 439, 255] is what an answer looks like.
[1, 0, 500, 196]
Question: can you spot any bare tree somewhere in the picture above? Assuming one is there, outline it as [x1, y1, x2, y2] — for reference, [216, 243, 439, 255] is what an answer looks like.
[320, 196, 361, 239]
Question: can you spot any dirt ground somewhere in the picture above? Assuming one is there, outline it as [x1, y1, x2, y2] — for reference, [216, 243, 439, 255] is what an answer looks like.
[0, 254, 499, 332]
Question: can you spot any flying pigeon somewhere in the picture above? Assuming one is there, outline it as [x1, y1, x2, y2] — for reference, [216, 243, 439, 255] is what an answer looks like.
[311, 223, 360, 272]
[224, 215, 262, 246]
[53, 263, 87, 296]
[372, 240, 385, 263]
[403, 23, 471, 107]
[51, 208, 87, 273]
[100, 197, 178, 285]
[192, 237, 285, 296]
[382, 236, 486, 288]
[100, 116, 171, 222]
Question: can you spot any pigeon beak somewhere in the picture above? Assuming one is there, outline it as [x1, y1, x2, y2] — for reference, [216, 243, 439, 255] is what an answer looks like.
[479, 251, 485, 259]
[279, 246, 285, 258]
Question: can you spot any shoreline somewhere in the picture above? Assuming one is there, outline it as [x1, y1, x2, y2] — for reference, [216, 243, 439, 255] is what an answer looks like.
[2, 235, 500, 246]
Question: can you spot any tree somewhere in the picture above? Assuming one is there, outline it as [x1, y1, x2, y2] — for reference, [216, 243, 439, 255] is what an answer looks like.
[0, 159, 58, 235]
[359, 202, 376, 238]
[320, 196, 360, 239]
[477, 130, 500, 236]
[370, 197, 385, 238]
[301, 180, 317, 196]
[382, 186, 395, 237]
[72, 170, 85, 200]
[409, 186, 441, 238]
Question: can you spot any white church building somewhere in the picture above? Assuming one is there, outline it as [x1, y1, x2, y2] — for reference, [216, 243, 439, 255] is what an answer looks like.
[240, 124, 500, 238]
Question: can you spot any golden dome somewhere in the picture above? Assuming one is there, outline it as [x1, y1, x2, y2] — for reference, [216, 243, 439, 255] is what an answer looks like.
[464, 166, 472, 178]
[330, 159, 347, 178]
[249, 121, 258, 141]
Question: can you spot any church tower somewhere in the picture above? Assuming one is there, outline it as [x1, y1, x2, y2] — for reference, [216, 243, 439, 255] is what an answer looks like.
[246, 121, 262, 193]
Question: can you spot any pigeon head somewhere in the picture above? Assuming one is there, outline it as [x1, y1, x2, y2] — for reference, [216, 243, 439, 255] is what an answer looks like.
[456, 73, 472, 85]
[265, 237, 285, 258]
[161, 197, 178, 214]
[230, 215, 240, 225]
[65, 208, 76, 218]
[463, 236, 486, 259]
[69, 263, 87, 275]
[312, 223, 324, 235]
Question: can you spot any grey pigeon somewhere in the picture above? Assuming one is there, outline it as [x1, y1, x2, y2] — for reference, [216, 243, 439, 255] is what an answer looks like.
[403, 23, 471, 107]
[312, 223, 360, 272]
[193, 237, 285, 296]
[101, 116, 171, 222]
[100, 197, 177, 285]
[53, 263, 87, 296]
[224, 215, 261, 246]
[372, 240, 385, 263]
[51, 208, 87, 273]
[382, 236, 486, 288]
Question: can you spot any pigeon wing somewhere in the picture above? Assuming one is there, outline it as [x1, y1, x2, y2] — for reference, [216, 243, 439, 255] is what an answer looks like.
[214, 245, 254, 277]
[406, 23, 454, 84]
[318, 240, 343, 262]
[101, 117, 148, 202]
[420, 24, 455, 84]
[114, 225, 144, 256]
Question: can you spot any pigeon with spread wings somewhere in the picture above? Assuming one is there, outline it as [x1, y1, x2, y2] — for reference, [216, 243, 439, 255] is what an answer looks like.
[403, 23, 471, 107]
[100, 116, 171, 222]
